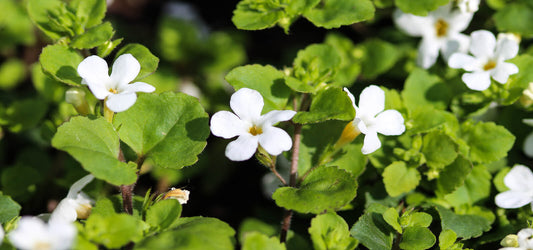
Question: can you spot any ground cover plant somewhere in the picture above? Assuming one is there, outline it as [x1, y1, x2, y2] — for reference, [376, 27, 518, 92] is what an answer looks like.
[2, 0, 533, 249]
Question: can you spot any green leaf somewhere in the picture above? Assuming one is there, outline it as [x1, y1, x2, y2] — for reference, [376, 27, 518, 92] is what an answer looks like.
[324, 33, 361, 87]
[31, 64, 67, 103]
[460, 120, 515, 163]
[494, 3, 533, 37]
[408, 108, 457, 134]
[400, 212, 432, 228]
[27, 0, 72, 40]
[422, 131, 457, 170]
[309, 212, 357, 250]
[439, 229, 457, 250]
[436, 156, 472, 195]
[1, 166, 42, 200]
[395, 0, 449, 16]
[273, 165, 357, 214]
[51, 116, 137, 185]
[0, 59, 25, 90]
[69, 0, 106, 28]
[135, 217, 236, 250]
[242, 232, 286, 250]
[116, 43, 159, 80]
[401, 68, 451, 111]
[114, 92, 209, 169]
[0, 194, 21, 223]
[285, 76, 316, 93]
[303, 0, 375, 29]
[399, 227, 436, 250]
[293, 87, 355, 124]
[71, 22, 114, 49]
[325, 141, 367, 178]
[39, 44, 83, 86]
[435, 206, 491, 240]
[382, 162, 420, 197]
[1, 98, 47, 133]
[226, 64, 292, 112]
[0, 0, 35, 50]
[443, 165, 491, 207]
[292, 44, 341, 86]
[502, 55, 533, 105]
[146, 199, 182, 231]
[232, 0, 284, 30]
[383, 208, 402, 233]
[351, 210, 394, 250]
[358, 39, 401, 79]
[85, 213, 145, 249]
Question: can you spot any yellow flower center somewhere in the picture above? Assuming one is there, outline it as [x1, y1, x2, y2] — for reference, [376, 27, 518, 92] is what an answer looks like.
[34, 241, 51, 250]
[249, 125, 263, 136]
[163, 188, 188, 201]
[435, 19, 448, 37]
[75, 203, 92, 219]
[108, 88, 118, 94]
[483, 60, 497, 71]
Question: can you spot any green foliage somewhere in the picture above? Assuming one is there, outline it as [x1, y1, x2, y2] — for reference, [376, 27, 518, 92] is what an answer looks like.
[114, 92, 209, 169]
[116, 44, 160, 80]
[351, 207, 394, 250]
[357, 39, 402, 79]
[0, 194, 21, 223]
[273, 165, 357, 214]
[0, 98, 47, 133]
[226, 64, 291, 112]
[302, 0, 375, 29]
[242, 232, 286, 250]
[460, 120, 515, 164]
[382, 161, 420, 197]
[135, 217, 236, 250]
[439, 229, 458, 249]
[494, 3, 533, 37]
[39, 44, 83, 86]
[402, 68, 451, 111]
[52, 117, 137, 185]
[293, 87, 355, 124]
[0, 0, 34, 50]
[85, 213, 145, 248]
[443, 165, 491, 207]
[436, 156, 472, 194]
[309, 212, 357, 250]
[436, 206, 491, 240]
[145, 199, 182, 232]
[71, 22, 114, 49]
[0, 59, 26, 90]
[399, 227, 435, 250]
[292, 44, 340, 89]
[422, 131, 458, 170]
[394, 0, 449, 16]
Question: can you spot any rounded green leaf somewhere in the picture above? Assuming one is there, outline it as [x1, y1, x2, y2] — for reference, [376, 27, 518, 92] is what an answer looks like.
[395, 0, 448, 16]
[69, 0, 106, 28]
[383, 208, 402, 234]
[309, 212, 357, 250]
[116, 43, 159, 80]
[51, 116, 137, 185]
[350, 210, 394, 250]
[399, 227, 436, 250]
[0, 59, 25, 90]
[293, 87, 355, 124]
[358, 39, 401, 79]
[443, 165, 491, 207]
[232, 0, 284, 30]
[494, 3, 533, 37]
[71, 22, 114, 49]
[382, 162, 420, 197]
[113, 92, 209, 169]
[292, 44, 341, 85]
[436, 155, 472, 195]
[324, 33, 361, 87]
[85, 213, 145, 249]
[401, 68, 451, 111]
[27, 0, 71, 40]
[146, 199, 182, 231]
[439, 229, 457, 249]
[0, 194, 21, 223]
[435, 206, 491, 240]
[272, 165, 357, 214]
[303, 0, 375, 28]
[135, 217, 236, 250]
[39, 44, 83, 86]
[1, 98, 47, 133]
[460, 120, 515, 163]
[242, 232, 286, 250]
[400, 212, 432, 228]
[225, 64, 292, 112]
[422, 131, 458, 170]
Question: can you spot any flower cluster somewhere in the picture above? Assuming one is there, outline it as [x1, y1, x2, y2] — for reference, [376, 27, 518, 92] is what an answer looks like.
[210, 88, 296, 161]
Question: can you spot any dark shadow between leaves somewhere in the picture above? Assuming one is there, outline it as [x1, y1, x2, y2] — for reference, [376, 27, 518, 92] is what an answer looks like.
[271, 78, 291, 99]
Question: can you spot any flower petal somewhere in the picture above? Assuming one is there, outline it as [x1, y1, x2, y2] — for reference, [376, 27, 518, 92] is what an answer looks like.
[358, 85, 385, 118]
[120, 82, 156, 94]
[361, 131, 381, 155]
[417, 36, 441, 69]
[210, 111, 247, 139]
[8, 217, 48, 249]
[67, 174, 94, 199]
[523, 132, 533, 158]
[496, 37, 519, 61]
[77, 56, 111, 99]
[374, 110, 405, 136]
[469, 30, 496, 59]
[105, 92, 137, 112]
[258, 126, 293, 155]
[49, 199, 78, 223]
[518, 228, 533, 248]
[495, 190, 532, 209]
[343, 87, 357, 110]
[110, 54, 141, 88]
[225, 134, 259, 161]
[260, 110, 296, 126]
[442, 33, 470, 62]
[47, 219, 77, 250]
[230, 88, 264, 122]
[504, 165, 533, 191]
[448, 53, 478, 71]
[392, 9, 432, 37]
[462, 71, 491, 91]
[446, 10, 473, 33]
[491, 62, 518, 84]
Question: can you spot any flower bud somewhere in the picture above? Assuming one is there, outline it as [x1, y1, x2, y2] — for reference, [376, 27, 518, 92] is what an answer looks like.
[163, 188, 190, 204]
[500, 234, 519, 248]
[65, 88, 90, 115]
[333, 121, 361, 151]
[75, 203, 92, 220]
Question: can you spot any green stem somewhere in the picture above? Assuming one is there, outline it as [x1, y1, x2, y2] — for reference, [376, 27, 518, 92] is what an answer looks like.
[104, 101, 114, 123]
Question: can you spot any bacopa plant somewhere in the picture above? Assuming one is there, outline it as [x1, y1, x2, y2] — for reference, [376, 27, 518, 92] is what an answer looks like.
[2, 0, 533, 249]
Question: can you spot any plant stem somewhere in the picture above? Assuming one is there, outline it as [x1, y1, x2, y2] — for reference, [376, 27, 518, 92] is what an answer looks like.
[280, 123, 302, 243]
[269, 161, 287, 186]
[103, 101, 114, 123]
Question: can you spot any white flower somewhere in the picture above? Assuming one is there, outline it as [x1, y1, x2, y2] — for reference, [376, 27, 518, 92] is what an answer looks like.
[500, 228, 533, 250]
[210, 88, 296, 161]
[162, 188, 190, 204]
[77, 54, 156, 112]
[8, 217, 76, 250]
[523, 119, 533, 158]
[495, 165, 533, 210]
[0, 224, 3, 245]
[344, 86, 405, 155]
[449, 30, 519, 91]
[393, 4, 473, 69]
[49, 174, 94, 222]
[456, 0, 480, 13]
